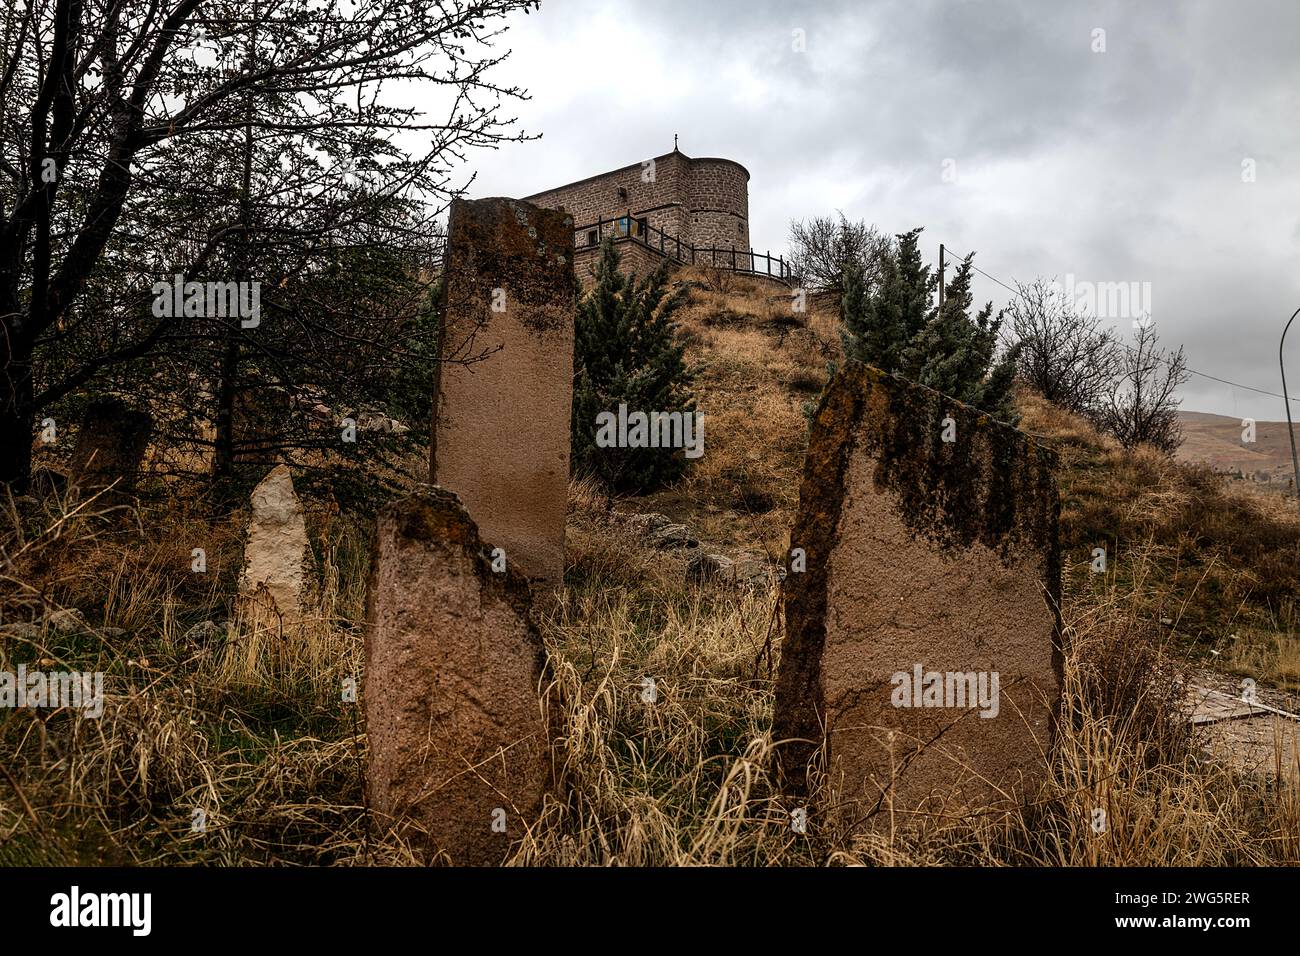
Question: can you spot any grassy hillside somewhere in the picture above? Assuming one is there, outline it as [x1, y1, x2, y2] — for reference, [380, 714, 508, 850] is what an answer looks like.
[2, 266, 1298, 866]
[1177, 410, 1296, 484]
[637, 268, 1300, 687]
[1019, 395, 1300, 687]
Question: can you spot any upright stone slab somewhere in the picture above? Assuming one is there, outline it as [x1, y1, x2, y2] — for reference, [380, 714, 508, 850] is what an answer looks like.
[238, 464, 311, 628]
[432, 197, 576, 593]
[773, 362, 1062, 824]
[68, 397, 153, 493]
[364, 489, 550, 865]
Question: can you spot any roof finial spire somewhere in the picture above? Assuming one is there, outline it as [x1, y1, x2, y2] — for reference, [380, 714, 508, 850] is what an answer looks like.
[674, 133, 678, 151]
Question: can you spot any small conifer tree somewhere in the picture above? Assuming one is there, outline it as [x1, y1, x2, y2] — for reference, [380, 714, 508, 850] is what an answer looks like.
[840, 227, 1019, 422]
[572, 242, 694, 492]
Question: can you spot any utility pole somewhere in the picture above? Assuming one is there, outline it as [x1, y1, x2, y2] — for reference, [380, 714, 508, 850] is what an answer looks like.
[938, 243, 945, 309]
[1281, 304, 1300, 497]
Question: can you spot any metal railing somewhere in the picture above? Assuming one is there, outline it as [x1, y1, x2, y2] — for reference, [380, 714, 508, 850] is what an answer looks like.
[573, 214, 792, 283]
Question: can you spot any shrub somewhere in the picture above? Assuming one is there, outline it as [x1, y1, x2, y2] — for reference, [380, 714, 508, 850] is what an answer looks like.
[571, 242, 695, 493]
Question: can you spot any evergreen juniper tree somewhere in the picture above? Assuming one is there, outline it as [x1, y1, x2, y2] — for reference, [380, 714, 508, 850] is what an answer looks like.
[840, 227, 934, 372]
[839, 227, 1020, 422]
[572, 242, 694, 493]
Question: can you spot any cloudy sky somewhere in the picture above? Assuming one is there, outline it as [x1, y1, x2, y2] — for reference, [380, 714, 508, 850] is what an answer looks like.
[452, 0, 1300, 421]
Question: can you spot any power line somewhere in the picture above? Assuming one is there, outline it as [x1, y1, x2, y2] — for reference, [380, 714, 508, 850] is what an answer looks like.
[942, 244, 1300, 408]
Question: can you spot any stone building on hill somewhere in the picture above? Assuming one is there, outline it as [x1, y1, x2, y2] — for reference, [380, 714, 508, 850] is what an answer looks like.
[523, 146, 790, 287]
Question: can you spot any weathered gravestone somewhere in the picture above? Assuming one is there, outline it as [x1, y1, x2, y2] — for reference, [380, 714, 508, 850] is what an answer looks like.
[364, 488, 550, 865]
[773, 362, 1062, 824]
[238, 464, 311, 630]
[68, 397, 153, 494]
[431, 197, 576, 593]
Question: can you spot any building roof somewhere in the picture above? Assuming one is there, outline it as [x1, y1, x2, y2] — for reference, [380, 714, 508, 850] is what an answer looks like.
[521, 149, 751, 201]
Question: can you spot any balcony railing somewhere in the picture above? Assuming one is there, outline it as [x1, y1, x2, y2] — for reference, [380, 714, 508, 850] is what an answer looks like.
[573, 214, 792, 283]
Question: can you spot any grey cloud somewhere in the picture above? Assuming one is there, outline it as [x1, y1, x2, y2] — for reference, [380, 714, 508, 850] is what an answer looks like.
[456, 0, 1300, 419]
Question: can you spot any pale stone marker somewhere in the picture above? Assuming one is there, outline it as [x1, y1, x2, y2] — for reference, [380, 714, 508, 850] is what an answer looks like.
[238, 464, 311, 629]
[773, 362, 1062, 825]
[364, 488, 550, 865]
[431, 197, 576, 593]
[68, 397, 153, 494]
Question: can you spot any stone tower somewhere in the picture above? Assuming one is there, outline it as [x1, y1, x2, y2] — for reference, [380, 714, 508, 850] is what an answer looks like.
[523, 147, 756, 285]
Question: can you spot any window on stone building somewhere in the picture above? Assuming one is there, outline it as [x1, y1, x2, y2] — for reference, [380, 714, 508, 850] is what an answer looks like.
[587, 229, 597, 246]
[618, 186, 628, 201]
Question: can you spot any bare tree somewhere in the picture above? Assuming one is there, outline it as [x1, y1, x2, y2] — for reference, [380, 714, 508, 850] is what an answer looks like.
[1008, 277, 1120, 418]
[1100, 321, 1188, 453]
[0, 0, 537, 491]
[787, 212, 888, 306]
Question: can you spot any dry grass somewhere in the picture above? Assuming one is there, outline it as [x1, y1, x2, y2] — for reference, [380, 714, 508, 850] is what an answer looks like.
[4, 274, 1299, 866]
[524, 514, 1300, 866]
[0, 483, 386, 866]
[631, 269, 838, 553]
[4, 486, 1297, 866]
[1018, 389, 1300, 688]
[4, 457, 1299, 867]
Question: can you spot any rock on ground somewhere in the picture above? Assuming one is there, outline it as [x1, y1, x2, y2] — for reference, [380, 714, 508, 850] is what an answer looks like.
[364, 488, 551, 865]
[238, 464, 312, 628]
[773, 362, 1063, 825]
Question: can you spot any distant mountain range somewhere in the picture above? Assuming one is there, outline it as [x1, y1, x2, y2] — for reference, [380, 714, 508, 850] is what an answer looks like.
[1176, 410, 1297, 486]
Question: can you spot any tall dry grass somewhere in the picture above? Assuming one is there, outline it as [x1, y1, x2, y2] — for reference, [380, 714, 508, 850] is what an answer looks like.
[4, 273, 1299, 866]
[0, 483, 386, 866]
[510, 489, 1300, 866]
[2, 466, 1297, 866]
[1019, 389, 1300, 689]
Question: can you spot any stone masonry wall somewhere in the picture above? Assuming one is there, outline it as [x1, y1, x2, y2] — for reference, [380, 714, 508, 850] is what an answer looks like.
[571, 237, 668, 290]
[524, 150, 748, 256]
[685, 158, 750, 254]
[525, 151, 689, 251]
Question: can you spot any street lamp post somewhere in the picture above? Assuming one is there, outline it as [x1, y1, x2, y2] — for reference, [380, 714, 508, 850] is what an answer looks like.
[1281, 305, 1300, 497]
